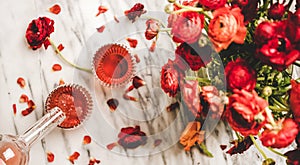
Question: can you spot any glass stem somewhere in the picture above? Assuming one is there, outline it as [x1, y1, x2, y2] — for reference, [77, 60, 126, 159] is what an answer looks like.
[18, 107, 66, 148]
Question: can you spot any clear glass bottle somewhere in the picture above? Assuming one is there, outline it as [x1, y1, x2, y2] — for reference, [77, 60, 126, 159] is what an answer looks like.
[0, 107, 65, 165]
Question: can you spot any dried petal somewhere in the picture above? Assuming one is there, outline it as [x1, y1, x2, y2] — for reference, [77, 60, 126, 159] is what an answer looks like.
[89, 157, 101, 165]
[17, 77, 26, 88]
[114, 16, 120, 23]
[52, 64, 62, 71]
[47, 152, 55, 162]
[49, 4, 61, 15]
[125, 85, 134, 93]
[96, 25, 105, 33]
[134, 54, 140, 63]
[83, 135, 92, 145]
[55, 44, 64, 53]
[19, 94, 29, 103]
[166, 102, 179, 112]
[126, 38, 138, 48]
[149, 41, 156, 52]
[106, 142, 117, 150]
[154, 139, 162, 147]
[27, 100, 36, 109]
[226, 136, 254, 155]
[107, 98, 119, 111]
[220, 145, 227, 150]
[12, 104, 17, 116]
[59, 78, 65, 85]
[124, 3, 146, 22]
[68, 151, 80, 164]
[123, 93, 138, 101]
[132, 76, 145, 89]
[21, 107, 35, 116]
[96, 6, 108, 16]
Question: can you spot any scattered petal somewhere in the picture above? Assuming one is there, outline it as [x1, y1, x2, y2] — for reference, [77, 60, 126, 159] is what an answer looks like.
[166, 102, 179, 112]
[132, 76, 145, 89]
[125, 85, 134, 93]
[52, 64, 62, 71]
[96, 25, 105, 33]
[124, 3, 146, 22]
[17, 77, 26, 88]
[49, 4, 61, 15]
[123, 93, 138, 102]
[21, 107, 35, 116]
[114, 16, 120, 23]
[89, 157, 101, 165]
[126, 38, 138, 48]
[83, 135, 92, 145]
[12, 104, 17, 116]
[59, 78, 65, 85]
[106, 142, 117, 150]
[226, 136, 254, 155]
[220, 145, 227, 150]
[134, 54, 140, 63]
[96, 6, 108, 16]
[68, 151, 80, 164]
[107, 98, 119, 111]
[47, 152, 55, 162]
[27, 100, 36, 109]
[19, 94, 29, 103]
[154, 139, 162, 147]
[149, 41, 156, 52]
[55, 44, 64, 53]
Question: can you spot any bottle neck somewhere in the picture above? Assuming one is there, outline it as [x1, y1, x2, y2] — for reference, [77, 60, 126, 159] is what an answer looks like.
[18, 107, 66, 148]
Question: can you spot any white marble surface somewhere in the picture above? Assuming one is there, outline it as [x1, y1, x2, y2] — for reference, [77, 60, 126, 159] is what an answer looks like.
[0, 0, 298, 165]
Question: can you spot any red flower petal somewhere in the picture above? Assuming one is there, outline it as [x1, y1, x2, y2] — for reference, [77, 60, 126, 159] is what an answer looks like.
[27, 100, 36, 109]
[149, 41, 156, 52]
[154, 139, 162, 147]
[55, 44, 64, 53]
[134, 54, 140, 63]
[19, 94, 29, 103]
[106, 142, 117, 150]
[96, 6, 108, 17]
[226, 136, 254, 155]
[83, 135, 92, 145]
[220, 145, 227, 150]
[96, 25, 105, 33]
[49, 4, 61, 15]
[43, 38, 51, 49]
[89, 157, 101, 165]
[47, 152, 55, 162]
[59, 78, 65, 85]
[68, 151, 80, 164]
[114, 16, 120, 23]
[52, 64, 62, 71]
[132, 76, 145, 89]
[166, 102, 179, 112]
[21, 107, 35, 116]
[126, 38, 138, 48]
[12, 104, 17, 116]
[17, 77, 26, 88]
[107, 98, 119, 111]
[123, 93, 138, 102]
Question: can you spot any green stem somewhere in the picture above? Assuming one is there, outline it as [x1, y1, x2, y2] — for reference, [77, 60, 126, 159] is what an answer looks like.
[159, 28, 172, 32]
[269, 105, 289, 112]
[173, 2, 212, 19]
[185, 76, 211, 84]
[270, 97, 288, 109]
[250, 135, 268, 160]
[267, 147, 287, 158]
[48, 38, 92, 73]
[198, 143, 213, 157]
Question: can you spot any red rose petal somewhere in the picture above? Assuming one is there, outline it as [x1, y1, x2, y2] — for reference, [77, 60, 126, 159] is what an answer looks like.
[114, 16, 120, 23]
[154, 139, 162, 147]
[126, 38, 138, 48]
[19, 94, 29, 103]
[49, 4, 61, 15]
[47, 152, 55, 162]
[44, 38, 51, 49]
[149, 41, 156, 52]
[96, 25, 105, 33]
[21, 107, 35, 116]
[96, 6, 108, 16]
[17, 77, 26, 88]
[89, 157, 101, 165]
[134, 54, 140, 63]
[68, 151, 80, 164]
[125, 85, 134, 93]
[52, 64, 62, 71]
[27, 100, 36, 109]
[83, 135, 92, 145]
[107, 98, 119, 111]
[12, 104, 17, 116]
[106, 142, 117, 150]
[55, 44, 64, 53]
[132, 76, 145, 89]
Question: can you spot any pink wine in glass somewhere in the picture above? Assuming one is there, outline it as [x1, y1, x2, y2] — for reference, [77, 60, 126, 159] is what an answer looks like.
[92, 43, 135, 87]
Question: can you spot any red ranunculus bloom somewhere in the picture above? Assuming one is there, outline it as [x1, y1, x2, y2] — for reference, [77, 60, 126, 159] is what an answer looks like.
[286, 9, 300, 49]
[182, 80, 202, 118]
[254, 21, 279, 45]
[290, 80, 300, 123]
[200, 86, 225, 119]
[161, 60, 181, 97]
[117, 126, 147, 149]
[260, 118, 298, 148]
[208, 7, 247, 52]
[268, 2, 286, 20]
[232, 0, 258, 24]
[285, 149, 300, 165]
[124, 3, 146, 23]
[225, 58, 256, 91]
[225, 89, 268, 136]
[145, 19, 160, 40]
[175, 43, 212, 71]
[198, 0, 226, 10]
[169, 12, 204, 44]
[25, 17, 54, 50]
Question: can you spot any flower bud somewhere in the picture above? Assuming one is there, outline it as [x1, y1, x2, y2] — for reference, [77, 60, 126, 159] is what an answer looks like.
[262, 86, 272, 97]
[268, 3, 285, 20]
[164, 4, 174, 14]
[168, 0, 176, 3]
[262, 158, 275, 165]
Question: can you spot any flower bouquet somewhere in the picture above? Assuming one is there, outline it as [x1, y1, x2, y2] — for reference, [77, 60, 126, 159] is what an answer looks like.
[144, 0, 300, 164]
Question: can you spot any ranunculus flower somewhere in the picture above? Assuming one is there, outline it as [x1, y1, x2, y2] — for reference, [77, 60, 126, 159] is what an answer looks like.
[290, 80, 300, 123]
[25, 17, 54, 50]
[145, 19, 160, 40]
[208, 7, 247, 52]
[286, 9, 300, 46]
[260, 118, 299, 148]
[179, 121, 204, 151]
[198, 0, 226, 10]
[161, 60, 181, 97]
[254, 21, 279, 45]
[232, 0, 258, 24]
[225, 58, 256, 91]
[200, 86, 225, 119]
[225, 89, 268, 136]
[285, 149, 300, 165]
[268, 2, 286, 20]
[170, 12, 204, 44]
[117, 126, 147, 149]
[175, 43, 212, 71]
[181, 80, 202, 118]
